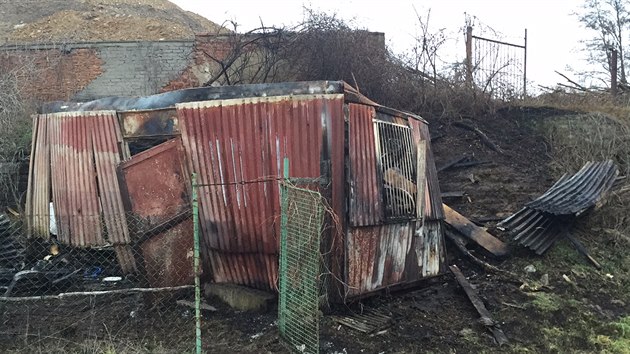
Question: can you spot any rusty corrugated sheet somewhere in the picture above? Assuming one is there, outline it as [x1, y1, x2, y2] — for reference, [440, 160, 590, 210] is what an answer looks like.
[31, 111, 130, 247]
[177, 94, 343, 291]
[25, 114, 50, 238]
[409, 118, 444, 220]
[118, 137, 190, 226]
[500, 160, 618, 254]
[140, 218, 194, 287]
[345, 220, 444, 297]
[92, 111, 130, 245]
[118, 108, 179, 138]
[118, 138, 192, 283]
[348, 103, 384, 226]
[50, 112, 103, 246]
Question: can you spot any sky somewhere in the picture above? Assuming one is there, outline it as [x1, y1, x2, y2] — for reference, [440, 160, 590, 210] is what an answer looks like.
[171, 0, 596, 90]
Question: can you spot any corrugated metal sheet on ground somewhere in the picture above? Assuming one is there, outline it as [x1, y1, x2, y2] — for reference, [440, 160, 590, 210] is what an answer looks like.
[28, 111, 130, 247]
[177, 94, 343, 291]
[500, 160, 618, 254]
[345, 220, 444, 297]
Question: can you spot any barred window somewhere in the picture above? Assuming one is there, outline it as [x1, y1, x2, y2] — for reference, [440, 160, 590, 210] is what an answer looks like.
[374, 121, 418, 219]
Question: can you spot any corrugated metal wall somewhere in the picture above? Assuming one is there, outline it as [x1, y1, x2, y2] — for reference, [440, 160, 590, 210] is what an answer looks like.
[347, 104, 384, 226]
[26, 111, 129, 247]
[344, 104, 445, 297]
[177, 94, 344, 291]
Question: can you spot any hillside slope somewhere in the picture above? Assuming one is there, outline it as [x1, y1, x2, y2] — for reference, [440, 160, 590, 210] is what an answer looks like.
[0, 0, 225, 43]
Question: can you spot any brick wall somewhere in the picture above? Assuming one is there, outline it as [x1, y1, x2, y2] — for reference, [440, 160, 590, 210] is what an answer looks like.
[0, 40, 197, 102]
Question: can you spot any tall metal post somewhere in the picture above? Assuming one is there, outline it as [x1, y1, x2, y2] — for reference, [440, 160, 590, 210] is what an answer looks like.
[466, 26, 473, 88]
[191, 173, 202, 354]
[523, 28, 528, 97]
[278, 158, 289, 335]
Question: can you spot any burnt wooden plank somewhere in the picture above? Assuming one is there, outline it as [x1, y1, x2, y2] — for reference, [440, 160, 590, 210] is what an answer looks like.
[450, 265, 509, 346]
[443, 204, 509, 257]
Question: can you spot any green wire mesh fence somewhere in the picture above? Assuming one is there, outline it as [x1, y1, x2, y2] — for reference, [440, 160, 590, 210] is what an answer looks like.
[278, 181, 325, 354]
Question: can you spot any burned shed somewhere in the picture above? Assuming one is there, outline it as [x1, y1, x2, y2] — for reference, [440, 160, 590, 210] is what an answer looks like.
[25, 81, 446, 300]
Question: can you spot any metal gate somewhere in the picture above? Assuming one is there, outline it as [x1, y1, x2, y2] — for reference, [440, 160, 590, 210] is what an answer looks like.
[465, 25, 527, 99]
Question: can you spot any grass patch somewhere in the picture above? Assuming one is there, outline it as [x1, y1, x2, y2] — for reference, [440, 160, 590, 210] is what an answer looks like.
[529, 292, 563, 312]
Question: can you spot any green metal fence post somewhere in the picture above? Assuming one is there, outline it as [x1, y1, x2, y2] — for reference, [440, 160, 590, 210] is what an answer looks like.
[278, 158, 289, 334]
[191, 173, 202, 354]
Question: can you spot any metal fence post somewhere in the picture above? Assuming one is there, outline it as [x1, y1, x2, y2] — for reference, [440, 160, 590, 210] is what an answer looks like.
[523, 28, 528, 97]
[466, 26, 473, 88]
[278, 158, 289, 334]
[192, 172, 202, 354]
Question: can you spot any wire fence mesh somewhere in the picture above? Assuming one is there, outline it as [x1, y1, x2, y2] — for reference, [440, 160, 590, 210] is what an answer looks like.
[278, 182, 325, 354]
[0, 208, 199, 353]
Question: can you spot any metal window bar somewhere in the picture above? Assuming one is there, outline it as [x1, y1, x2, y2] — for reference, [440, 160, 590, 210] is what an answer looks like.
[374, 121, 417, 219]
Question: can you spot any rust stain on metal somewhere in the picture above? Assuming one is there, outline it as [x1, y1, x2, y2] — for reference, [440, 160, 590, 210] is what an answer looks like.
[118, 108, 179, 138]
[118, 137, 190, 227]
[345, 221, 446, 297]
[177, 95, 342, 290]
[347, 103, 384, 226]
[141, 218, 194, 287]
[27, 111, 129, 247]
[25, 114, 50, 238]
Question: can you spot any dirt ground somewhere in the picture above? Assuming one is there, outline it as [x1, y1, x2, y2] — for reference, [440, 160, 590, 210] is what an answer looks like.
[0, 0, 226, 44]
[2, 106, 629, 353]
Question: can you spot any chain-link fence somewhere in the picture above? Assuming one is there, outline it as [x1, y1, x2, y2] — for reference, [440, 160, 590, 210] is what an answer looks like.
[278, 182, 326, 354]
[0, 208, 200, 353]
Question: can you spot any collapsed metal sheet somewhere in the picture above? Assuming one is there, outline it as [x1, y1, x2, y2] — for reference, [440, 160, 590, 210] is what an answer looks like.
[117, 137, 193, 286]
[177, 95, 338, 291]
[118, 137, 191, 228]
[500, 160, 618, 254]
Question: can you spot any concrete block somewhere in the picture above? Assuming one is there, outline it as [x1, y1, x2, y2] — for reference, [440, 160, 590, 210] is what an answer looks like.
[204, 283, 275, 312]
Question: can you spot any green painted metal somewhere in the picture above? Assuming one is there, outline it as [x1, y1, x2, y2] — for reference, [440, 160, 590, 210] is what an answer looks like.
[278, 157, 325, 354]
[191, 172, 202, 354]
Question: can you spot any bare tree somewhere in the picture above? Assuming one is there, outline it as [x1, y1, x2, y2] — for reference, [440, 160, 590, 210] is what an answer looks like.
[577, 0, 630, 85]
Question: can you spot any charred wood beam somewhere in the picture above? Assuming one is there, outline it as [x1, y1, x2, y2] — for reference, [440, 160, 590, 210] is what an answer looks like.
[452, 121, 504, 154]
[450, 265, 509, 346]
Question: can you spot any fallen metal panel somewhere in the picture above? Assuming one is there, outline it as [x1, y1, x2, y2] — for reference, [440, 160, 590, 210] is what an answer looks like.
[177, 95, 341, 290]
[500, 160, 618, 254]
[140, 218, 194, 288]
[347, 103, 384, 226]
[345, 220, 444, 297]
[118, 108, 179, 138]
[118, 137, 190, 229]
[525, 160, 618, 215]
